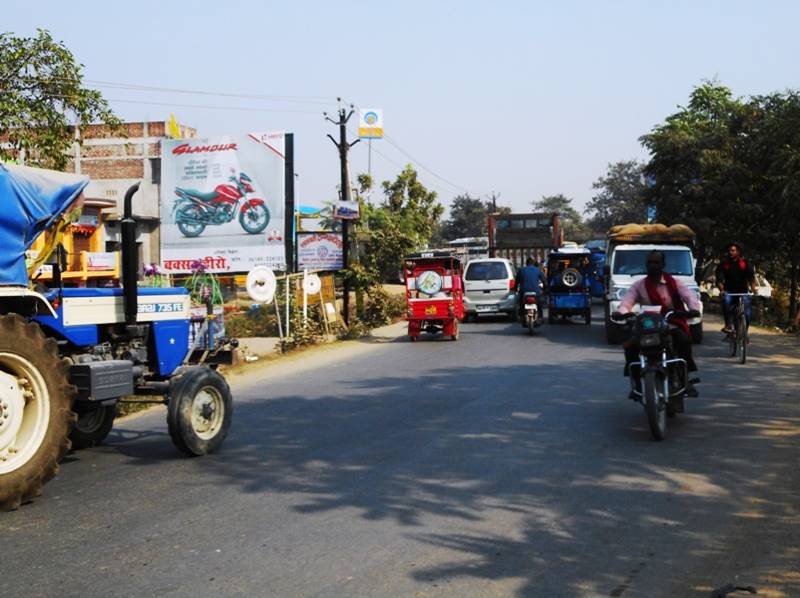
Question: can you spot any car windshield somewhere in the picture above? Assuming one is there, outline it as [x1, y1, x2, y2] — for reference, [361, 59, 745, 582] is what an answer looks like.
[612, 250, 694, 276]
[465, 262, 508, 280]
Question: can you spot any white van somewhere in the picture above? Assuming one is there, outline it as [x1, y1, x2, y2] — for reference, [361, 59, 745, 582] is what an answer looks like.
[463, 258, 517, 321]
[604, 244, 704, 343]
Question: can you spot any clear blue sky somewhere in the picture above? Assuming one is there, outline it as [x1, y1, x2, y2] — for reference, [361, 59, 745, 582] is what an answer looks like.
[6, 0, 800, 213]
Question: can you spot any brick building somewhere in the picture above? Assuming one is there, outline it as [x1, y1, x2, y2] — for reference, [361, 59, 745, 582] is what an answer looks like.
[65, 120, 197, 270]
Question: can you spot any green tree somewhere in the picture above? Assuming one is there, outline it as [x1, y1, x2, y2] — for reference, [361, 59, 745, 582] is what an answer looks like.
[585, 160, 649, 232]
[531, 193, 591, 241]
[439, 194, 489, 241]
[0, 29, 120, 169]
[639, 81, 757, 277]
[353, 165, 444, 282]
[747, 91, 800, 319]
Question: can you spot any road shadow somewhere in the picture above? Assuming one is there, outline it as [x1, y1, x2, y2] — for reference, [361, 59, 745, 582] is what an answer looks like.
[105, 345, 800, 596]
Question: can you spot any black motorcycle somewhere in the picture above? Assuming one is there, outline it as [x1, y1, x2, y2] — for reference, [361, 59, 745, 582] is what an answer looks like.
[612, 309, 701, 440]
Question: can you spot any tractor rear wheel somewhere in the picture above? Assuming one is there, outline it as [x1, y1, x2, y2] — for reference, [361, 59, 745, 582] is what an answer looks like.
[167, 367, 232, 456]
[70, 403, 116, 449]
[0, 315, 75, 511]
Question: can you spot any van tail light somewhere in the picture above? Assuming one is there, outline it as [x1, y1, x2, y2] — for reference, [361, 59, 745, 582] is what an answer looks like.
[509, 279, 515, 290]
[525, 295, 537, 304]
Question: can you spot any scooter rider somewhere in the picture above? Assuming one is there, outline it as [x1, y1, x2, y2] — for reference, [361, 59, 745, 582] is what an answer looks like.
[613, 250, 700, 398]
[516, 257, 546, 322]
[716, 242, 757, 333]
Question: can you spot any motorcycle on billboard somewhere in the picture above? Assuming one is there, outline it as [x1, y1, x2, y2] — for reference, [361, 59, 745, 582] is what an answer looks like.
[172, 170, 269, 237]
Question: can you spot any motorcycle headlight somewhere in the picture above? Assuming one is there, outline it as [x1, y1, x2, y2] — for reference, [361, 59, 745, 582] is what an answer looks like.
[614, 287, 629, 301]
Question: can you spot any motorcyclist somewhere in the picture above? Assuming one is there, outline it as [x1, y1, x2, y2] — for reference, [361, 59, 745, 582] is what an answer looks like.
[716, 242, 757, 334]
[613, 250, 700, 398]
[516, 257, 546, 323]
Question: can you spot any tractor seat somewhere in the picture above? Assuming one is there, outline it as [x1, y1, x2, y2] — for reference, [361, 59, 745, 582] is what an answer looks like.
[176, 187, 219, 202]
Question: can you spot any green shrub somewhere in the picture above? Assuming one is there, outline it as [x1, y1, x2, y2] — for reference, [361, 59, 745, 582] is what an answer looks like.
[225, 305, 279, 338]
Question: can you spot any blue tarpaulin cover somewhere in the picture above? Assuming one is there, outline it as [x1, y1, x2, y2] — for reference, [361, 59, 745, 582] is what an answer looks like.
[0, 164, 89, 286]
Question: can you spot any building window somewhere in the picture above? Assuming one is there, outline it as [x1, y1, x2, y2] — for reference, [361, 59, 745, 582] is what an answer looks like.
[150, 158, 161, 185]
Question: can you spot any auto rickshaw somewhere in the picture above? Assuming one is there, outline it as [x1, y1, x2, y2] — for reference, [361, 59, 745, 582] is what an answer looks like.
[547, 248, 593, 324]
[404, 251, 465, 341]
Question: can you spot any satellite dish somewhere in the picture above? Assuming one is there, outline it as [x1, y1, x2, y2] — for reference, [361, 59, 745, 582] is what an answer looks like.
[303, 273, 322, 295]
[246, 266, 276, 303]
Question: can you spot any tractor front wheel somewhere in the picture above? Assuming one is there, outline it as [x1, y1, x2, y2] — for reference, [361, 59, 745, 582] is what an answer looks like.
[167, 367, 232, 456]
[0, 315, 75, 511]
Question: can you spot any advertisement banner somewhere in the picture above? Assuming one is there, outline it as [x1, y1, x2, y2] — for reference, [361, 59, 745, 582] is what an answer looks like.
[358, 108, 384, 139]
[297, 232, 344, 271]
[160, 132, 287, 273]
[333, 200, 360, 220]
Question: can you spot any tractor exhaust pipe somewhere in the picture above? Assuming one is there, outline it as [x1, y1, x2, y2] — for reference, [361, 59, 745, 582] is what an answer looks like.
[121, 183, 140, 325]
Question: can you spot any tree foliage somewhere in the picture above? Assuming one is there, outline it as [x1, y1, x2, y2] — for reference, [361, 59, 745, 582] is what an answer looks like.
[0, 29, 120, 169]
[353, 164, 443, 283]
[531, 194, 591, 241]
[438, 194, 489, 241]
[640, 82, 756, 273]
[585, 160, 649, 232]
[640, 80, 800, 319]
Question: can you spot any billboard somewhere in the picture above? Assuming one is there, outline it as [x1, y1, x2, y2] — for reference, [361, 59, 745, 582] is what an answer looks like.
[160, 132, 287, 273]
[297, 232, 344, 271]
[358, 108, 384, 139]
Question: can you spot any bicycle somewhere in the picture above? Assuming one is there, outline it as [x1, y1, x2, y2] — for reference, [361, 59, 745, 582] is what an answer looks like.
[725, 293, 750, 364]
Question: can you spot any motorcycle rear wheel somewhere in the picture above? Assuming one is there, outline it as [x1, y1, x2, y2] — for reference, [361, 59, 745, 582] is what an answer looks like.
[643, 370, 666, 441]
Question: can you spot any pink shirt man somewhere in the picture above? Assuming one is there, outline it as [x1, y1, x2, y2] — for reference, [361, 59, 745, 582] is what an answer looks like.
[619, 276, 700, 314]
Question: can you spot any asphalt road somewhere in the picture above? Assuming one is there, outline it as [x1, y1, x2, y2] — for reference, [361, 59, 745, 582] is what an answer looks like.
[3, 308, 799, 597]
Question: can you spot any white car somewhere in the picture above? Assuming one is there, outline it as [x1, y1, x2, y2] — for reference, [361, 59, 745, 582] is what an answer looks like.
[699, 264, 773, 304]
[463, 258, 517, 321]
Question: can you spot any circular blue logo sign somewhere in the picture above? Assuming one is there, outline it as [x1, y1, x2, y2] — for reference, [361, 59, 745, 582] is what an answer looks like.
[364, 111, 379, 125]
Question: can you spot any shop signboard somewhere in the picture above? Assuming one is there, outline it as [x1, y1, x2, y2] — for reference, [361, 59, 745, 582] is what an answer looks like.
[297, 232, 344, 271]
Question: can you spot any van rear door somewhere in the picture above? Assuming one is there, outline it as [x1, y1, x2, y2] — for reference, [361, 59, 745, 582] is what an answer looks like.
[464, 261, 513, 308]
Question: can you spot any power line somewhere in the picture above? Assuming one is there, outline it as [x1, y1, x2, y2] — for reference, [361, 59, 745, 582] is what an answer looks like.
[0, 89, 328, 114]
[6, 75, 336, 105]
[85, 79, 336, 105]
[341, 96, 478, 196]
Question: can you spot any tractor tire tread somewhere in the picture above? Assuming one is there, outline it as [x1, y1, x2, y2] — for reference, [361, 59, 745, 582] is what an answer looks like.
[0, 315, 75, 511]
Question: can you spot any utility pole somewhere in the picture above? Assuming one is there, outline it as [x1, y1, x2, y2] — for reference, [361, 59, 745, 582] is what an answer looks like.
[325, 100, 359, 325]
[487, 191, 501, 214]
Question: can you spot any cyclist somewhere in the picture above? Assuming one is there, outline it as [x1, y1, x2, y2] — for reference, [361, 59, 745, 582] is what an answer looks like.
[516, 257, 546, 323]
[716, 242, 757, 334]
[614, 250, 700, 398]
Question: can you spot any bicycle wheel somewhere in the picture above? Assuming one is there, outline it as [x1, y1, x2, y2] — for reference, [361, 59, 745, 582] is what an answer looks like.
[728, 324, 737, 357]
[739, 312, 748, 364]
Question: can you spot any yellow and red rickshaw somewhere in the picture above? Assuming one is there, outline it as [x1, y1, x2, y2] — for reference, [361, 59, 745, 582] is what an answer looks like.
[404, 251, 465, 341]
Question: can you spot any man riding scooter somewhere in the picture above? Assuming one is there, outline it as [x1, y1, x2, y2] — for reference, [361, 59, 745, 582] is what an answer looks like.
[613, 250, 701, 398]
[516, 257, 547, 325]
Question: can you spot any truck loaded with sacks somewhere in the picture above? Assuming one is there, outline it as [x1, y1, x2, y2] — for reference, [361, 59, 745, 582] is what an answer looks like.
[603, 223, 704, 344]
[0, 164, 238, 511]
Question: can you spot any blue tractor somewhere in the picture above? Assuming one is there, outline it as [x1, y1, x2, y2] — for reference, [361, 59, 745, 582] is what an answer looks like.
[0, 165, 237, 510]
